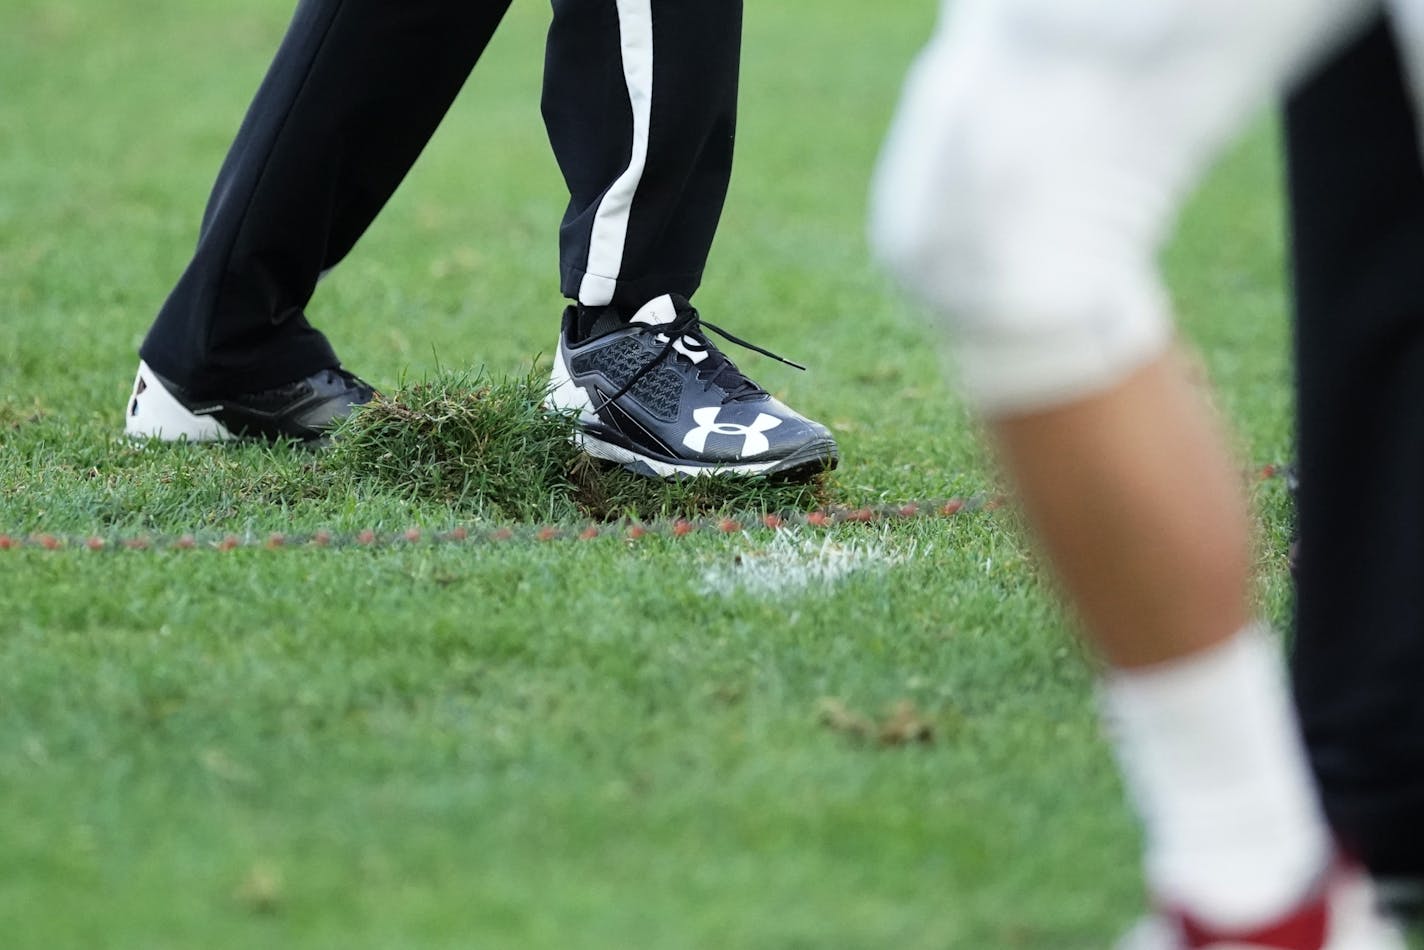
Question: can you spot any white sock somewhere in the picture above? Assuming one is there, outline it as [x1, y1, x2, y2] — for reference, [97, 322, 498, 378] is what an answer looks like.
[1100, 624, 1331, 928]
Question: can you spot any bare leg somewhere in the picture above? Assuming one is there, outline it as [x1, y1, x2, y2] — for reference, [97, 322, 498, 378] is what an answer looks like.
[990, 352, 1250, 668]
[871, 0, 1401, 937]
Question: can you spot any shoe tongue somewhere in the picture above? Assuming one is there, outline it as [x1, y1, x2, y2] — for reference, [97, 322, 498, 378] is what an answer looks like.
[628, 294, 684, 328]
[627, 294, 764, 400]
[578, 305, 625, 341]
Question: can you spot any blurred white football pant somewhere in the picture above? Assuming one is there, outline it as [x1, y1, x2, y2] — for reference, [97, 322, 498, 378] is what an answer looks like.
[870, 0, 1395, 414]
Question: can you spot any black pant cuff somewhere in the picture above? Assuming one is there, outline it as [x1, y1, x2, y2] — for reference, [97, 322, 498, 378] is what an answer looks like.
[138, 330, 342, 399]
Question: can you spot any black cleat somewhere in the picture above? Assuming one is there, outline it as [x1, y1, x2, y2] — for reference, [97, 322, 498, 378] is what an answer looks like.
[547, 294, 838, 480]
[125, 360, 376, 443]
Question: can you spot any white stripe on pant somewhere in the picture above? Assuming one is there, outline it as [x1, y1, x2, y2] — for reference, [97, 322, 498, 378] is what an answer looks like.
[578, 0, 655, 306]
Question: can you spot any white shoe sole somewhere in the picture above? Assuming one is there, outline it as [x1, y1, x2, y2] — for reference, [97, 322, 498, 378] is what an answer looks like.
[124, 360, 233, 442]
[572, 430, 783, 478]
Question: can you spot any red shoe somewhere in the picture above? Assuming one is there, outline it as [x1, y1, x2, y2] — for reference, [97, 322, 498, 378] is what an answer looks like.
[1118, 861, 1404, 949]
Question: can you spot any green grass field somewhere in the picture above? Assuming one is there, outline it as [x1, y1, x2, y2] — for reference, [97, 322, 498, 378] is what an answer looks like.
[3, 2, 1303, 947]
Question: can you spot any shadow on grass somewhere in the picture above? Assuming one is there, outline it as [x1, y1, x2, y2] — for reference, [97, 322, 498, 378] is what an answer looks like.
[326, 369, 835, 523]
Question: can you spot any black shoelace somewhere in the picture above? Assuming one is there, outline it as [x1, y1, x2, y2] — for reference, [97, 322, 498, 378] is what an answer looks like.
[599, 306, 807, 411]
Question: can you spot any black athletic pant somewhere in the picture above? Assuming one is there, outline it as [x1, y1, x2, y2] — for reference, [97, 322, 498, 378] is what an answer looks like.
[1286, 17, 1424, 880]
[141, 0, 742, 398]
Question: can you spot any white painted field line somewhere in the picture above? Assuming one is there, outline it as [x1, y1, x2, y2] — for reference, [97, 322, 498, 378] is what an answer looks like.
[698, 528, 913, 598]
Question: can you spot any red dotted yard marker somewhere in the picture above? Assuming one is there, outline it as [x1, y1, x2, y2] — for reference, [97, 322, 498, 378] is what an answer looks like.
[10, 472, 1226, 554]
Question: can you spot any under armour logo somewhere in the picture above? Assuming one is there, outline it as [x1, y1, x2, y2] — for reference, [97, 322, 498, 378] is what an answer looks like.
[682, 407, 782, 458]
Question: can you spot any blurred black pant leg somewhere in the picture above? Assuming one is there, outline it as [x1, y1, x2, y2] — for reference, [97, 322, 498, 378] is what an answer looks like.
[543, 0, 742, 311]
[142, 0, 746, 398]
[1285, 16, 1424, 883]
[141, 0, 512, 397]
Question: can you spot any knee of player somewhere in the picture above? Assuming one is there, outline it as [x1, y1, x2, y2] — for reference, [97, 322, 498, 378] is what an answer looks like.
[946, 272, 1175, 415]
[869, 108, 1177, 411]
[873, 194, 1176, 412]
[868, 139, 983, 316]
[869, 111, 1060, 323]
[869, 160, 1106, 343]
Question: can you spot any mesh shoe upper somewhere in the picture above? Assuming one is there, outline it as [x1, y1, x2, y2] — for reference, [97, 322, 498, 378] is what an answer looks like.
[570, 336, 687, 422]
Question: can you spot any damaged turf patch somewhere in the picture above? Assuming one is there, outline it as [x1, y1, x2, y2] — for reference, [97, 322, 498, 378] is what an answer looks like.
[816, 698, 937, 747]
[327, 369, 833, 522]
[327, 370, 582, 520]
[0, 398, 47, 432]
